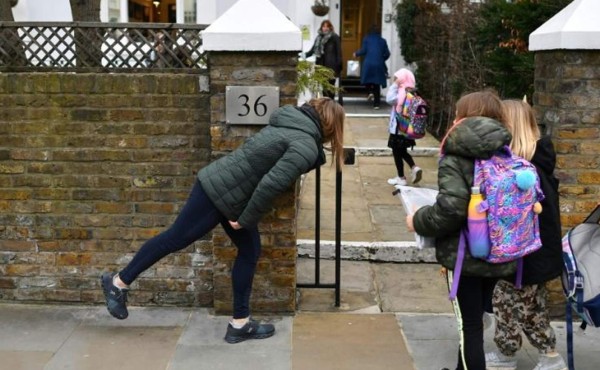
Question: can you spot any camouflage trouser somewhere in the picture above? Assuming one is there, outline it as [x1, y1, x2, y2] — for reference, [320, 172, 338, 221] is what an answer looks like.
[492, 279, 556, 355]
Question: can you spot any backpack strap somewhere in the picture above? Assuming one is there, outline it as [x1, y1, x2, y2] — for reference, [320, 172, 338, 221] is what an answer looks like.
[449, 229, 467, 300]
[515, 258, 523, 289]
[566, 301, 575, 370]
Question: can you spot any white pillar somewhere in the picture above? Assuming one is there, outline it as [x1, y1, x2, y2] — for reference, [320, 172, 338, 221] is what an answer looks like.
[197, 0, 217, 24]
[120, 0, 128, 22]
[100, 0, 108, 22]
[176, 0, 185, 23]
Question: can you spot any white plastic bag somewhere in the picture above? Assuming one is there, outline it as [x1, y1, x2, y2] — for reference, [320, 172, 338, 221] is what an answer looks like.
[395, 185, 438, 248]
[347, 60, 360, 77]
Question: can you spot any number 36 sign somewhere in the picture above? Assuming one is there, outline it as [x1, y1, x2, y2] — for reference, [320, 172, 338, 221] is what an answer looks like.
[225, 86, 280, 125]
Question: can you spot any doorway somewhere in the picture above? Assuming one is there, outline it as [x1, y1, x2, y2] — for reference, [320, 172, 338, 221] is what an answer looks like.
[128, 0, 176, 23]
[340, 0, 383, 93]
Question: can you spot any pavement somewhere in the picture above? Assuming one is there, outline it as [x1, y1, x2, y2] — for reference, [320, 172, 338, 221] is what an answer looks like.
[1, 97, 599, 370]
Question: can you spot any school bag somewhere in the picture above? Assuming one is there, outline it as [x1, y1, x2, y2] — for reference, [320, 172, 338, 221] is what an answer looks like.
[449, 146, 545, 299]
[561, 205, 600, 370]
[395, 88, 429, 139]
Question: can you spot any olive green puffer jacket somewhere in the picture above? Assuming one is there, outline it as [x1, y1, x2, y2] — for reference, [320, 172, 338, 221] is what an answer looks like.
[198, 104, 325, 229]
[413, 116, 516, 277]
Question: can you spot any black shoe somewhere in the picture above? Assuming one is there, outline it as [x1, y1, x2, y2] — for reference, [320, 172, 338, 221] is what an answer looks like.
[224, 318, 275, 344]
[101, 272, 129, 320]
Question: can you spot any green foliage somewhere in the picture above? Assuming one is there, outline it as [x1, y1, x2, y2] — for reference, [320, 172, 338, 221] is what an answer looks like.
[296, 60, 339, 97]
[476, 0, 573, 99]
[394, 0, 573, 138]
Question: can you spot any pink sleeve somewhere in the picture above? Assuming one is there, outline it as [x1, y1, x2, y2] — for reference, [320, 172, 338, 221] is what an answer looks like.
[395, 87, 407, 113]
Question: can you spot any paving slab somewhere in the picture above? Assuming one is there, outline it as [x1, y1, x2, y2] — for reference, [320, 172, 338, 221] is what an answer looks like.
[45, 326, 182, 370]
[170, 310, 292, 370]
[292, 313, 415, 370]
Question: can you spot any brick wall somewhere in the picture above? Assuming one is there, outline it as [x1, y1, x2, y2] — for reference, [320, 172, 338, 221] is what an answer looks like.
[533, 50, 600, 316]
[208, 52, 299, 315]
[0, 72, 214, 307]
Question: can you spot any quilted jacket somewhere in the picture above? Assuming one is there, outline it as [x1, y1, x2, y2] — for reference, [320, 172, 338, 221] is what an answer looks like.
[198, 104, 325, 228]
[412, 116, 517, 277]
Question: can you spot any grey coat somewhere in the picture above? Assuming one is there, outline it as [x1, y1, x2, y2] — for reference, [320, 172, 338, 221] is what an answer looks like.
[198, 105, 325, 228]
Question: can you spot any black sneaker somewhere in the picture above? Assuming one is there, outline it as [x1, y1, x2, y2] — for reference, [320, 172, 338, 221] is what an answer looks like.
[101, 272, 129, 320]
[224, 318, 275, 344]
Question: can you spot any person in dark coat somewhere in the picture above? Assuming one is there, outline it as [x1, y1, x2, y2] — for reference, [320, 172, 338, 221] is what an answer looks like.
[100, 98, 346, 344]
[485, 99, 566, 370]
[407, 91, 515, 370]
[306, 20, 343, 101]
[353, 25, 390, 109]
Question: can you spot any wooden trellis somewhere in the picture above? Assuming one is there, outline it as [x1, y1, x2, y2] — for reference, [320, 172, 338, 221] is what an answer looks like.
[0, 22, 208, 73]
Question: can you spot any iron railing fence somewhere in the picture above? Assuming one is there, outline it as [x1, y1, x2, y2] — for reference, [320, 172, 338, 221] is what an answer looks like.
[0, 22, 208, 73]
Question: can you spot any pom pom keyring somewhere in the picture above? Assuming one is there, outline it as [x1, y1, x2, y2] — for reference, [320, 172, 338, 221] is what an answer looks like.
[516, 170, 537, 191]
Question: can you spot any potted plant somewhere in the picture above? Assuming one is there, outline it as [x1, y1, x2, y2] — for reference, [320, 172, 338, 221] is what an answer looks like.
[311, 0, 329, 17]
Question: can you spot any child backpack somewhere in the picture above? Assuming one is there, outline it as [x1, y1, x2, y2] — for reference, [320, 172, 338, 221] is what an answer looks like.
[396, 88, 429, 139]
[561, 205, 600, 370]
[449, 146, 545, 300]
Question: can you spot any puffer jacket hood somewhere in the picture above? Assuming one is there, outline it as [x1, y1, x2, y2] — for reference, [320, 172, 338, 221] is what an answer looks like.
[413, 116, 517, 277]
[442, 116, 512, 159]
[198, 104, 325, 228]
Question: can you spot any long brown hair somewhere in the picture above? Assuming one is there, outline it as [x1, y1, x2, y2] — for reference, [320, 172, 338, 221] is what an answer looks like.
[308, 97, 345, 167]
[441, 90, 505, 151]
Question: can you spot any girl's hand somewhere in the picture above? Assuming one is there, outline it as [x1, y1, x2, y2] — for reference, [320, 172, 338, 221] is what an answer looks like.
[406, 215, 415, 232]
[229, 220, 242, 230]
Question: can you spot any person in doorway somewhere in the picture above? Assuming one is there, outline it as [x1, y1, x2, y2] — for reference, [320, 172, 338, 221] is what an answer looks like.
[305, 20, 343, 101]
[485, 99, 566, 370]
[353, 25, 390, 109]
[406, 90, 514, 370]
[100, 98, 345, 344]
[385, 68, 422, 186]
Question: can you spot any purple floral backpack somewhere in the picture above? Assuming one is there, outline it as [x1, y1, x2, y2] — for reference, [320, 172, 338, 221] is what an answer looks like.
[474, 146, 545, 263]
[449, 146, 545, 300]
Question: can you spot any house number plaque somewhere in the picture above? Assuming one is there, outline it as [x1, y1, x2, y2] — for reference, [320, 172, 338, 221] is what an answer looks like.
[225, 86, 280, 125]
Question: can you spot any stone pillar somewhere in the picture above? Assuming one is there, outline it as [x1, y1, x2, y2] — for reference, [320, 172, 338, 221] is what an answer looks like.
[530, 0, 600, 316]
[202, 0, 301, 315]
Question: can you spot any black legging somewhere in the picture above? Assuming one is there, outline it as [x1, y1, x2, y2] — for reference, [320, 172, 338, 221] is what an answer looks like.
[448, 272, 498, 370]
[365, 83, 381, 107]
[392, 145, 415, 178]
[119, 180, 261, 319]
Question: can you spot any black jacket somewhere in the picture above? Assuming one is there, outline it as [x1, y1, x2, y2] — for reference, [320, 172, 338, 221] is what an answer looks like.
[520, 136, 563, 285]
[306, 32, 343, 77]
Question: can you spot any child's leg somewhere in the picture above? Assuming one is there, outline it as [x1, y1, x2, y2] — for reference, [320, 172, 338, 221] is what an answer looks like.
[447, 271, 494, 370]
[492, 280, 524, 356]
[391, 146, 406, 178]
[397, 146, 416, 169]
[520, 284, 557, 354]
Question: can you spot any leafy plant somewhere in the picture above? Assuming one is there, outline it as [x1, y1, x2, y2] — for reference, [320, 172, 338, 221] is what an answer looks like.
[296, 60, 340, 97]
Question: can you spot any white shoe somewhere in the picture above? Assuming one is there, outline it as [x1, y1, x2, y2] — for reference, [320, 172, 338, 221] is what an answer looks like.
[387, 177, 407, 186]
[485, 351, 517, 370]
[367, 93, 374, 101]
[532, 353, 567, 370]
[411, 166, 422, 184]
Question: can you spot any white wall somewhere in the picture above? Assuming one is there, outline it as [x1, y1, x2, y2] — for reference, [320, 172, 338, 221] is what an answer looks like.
[12, 0, 72, 21]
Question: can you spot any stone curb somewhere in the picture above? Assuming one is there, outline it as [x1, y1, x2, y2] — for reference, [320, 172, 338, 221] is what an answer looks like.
[297, 239, 437, 263]
[354, 146, 440, 157]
